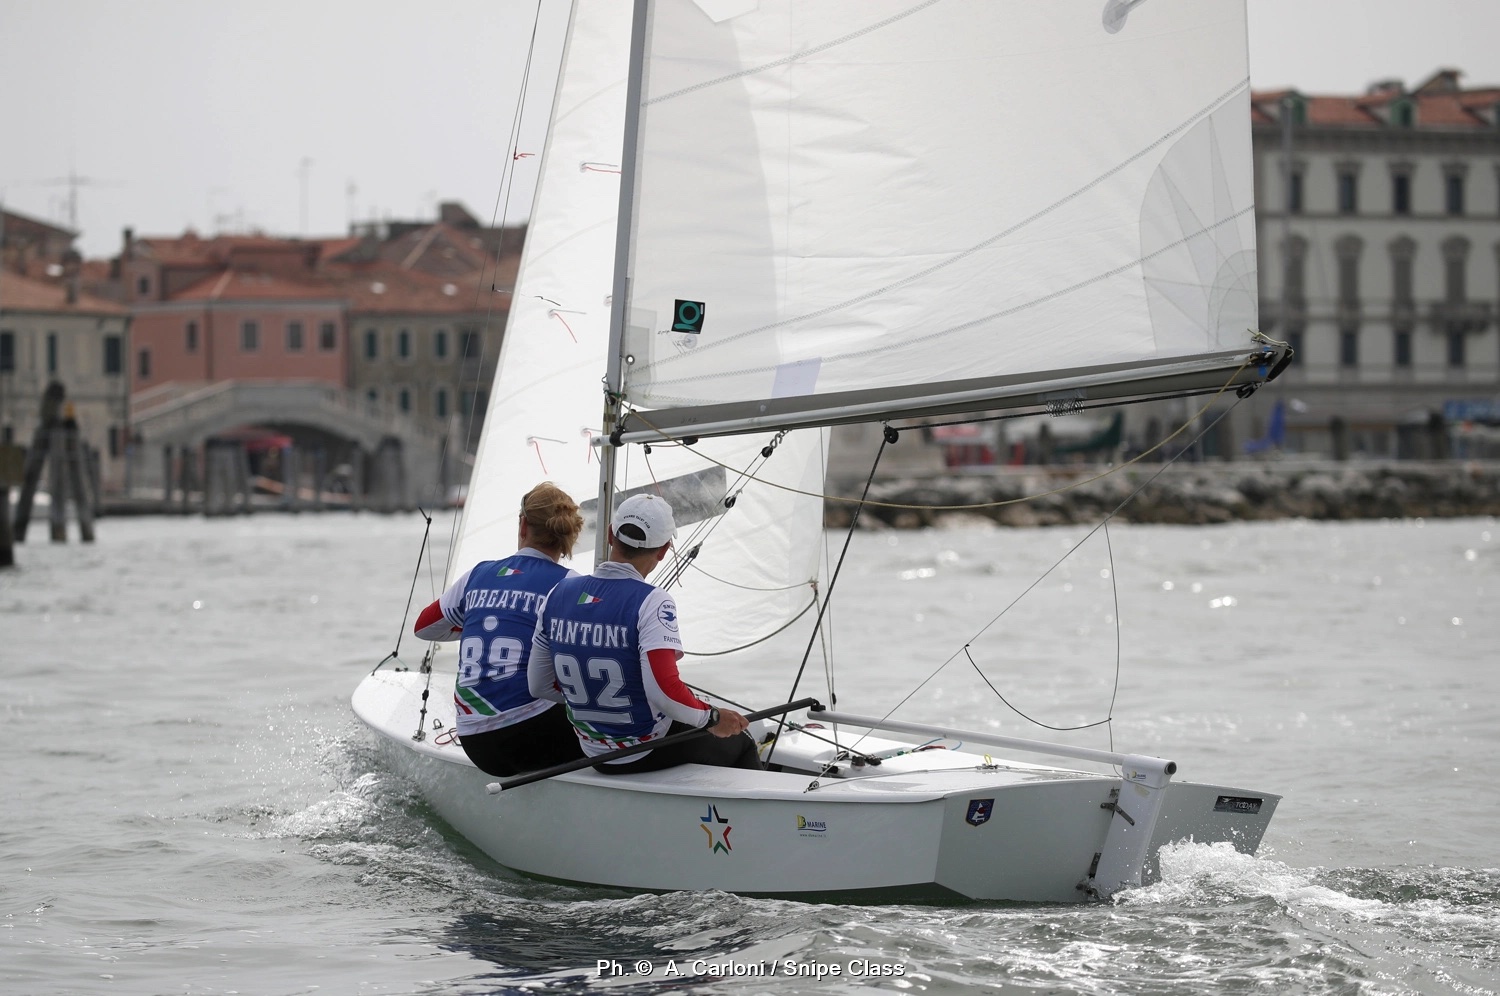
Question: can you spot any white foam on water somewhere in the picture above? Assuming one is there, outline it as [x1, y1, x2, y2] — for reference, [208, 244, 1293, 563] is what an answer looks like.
[1121, 840, 1388, 918]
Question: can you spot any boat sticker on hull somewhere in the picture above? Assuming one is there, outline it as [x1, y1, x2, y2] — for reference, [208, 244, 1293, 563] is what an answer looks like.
[700, 804, 732, 854]
[965, 798, 994, 826]
[1213, 795, 1263, 814]
[796, 815, 827, 838]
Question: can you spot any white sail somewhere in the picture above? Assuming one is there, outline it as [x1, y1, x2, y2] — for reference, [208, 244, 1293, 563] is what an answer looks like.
[614, 0, 1270, 441]
[454, 0, 825, 658]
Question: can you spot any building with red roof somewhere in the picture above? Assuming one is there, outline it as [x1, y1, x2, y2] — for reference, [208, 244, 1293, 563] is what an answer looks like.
[1247, 68, 1500, 458]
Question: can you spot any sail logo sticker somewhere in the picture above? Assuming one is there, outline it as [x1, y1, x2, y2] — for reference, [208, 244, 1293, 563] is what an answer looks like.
[965, 798, 994, 826]
[577, 592, 602, 605]
[700, 804, 732, 854]
[796, 815, 827, 837]
[673, 299, 705, 334]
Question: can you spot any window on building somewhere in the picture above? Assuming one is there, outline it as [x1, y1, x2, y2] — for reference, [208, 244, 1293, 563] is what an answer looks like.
[0, 331, 13, 373]
[1335, 237, 1361, 306]
[241, 320, 259, 352]
[46, 332, 58, 374]
[1393, 330, 1412, 368]
[1447, 330, 1466, 367]
[1391, 100, 1414, 128]
[459, 325, 480, 359]
[1442, 237, 1470, 302]
[1445, 173, 1465, 215]
[1389, 238, 1416, 306]
[1337, 169, 1358, 214]
[1287, 171, 1304, 214]
[104, 335, 123, 375]
[286, 321, 304, 352]
[138, 348, 152, 380]
[435, 387, 449, 418]
[397, 329, 411, 360]
[399, 388, 411, 412]
[1392, 173, 1411, 215]
[1282, 236, 1307, 305]
[136, 275, 150, 296]
[364, 329, 378, 359]
[1285, 324, 1304, 366]
[319, 321, 337, 351]
[433, 329, 448, 359]
[1338, 327, 1359, 368]
[108, 425, 120, 458]
[365, 388, 379, 407]
[186, 320, 199, 352]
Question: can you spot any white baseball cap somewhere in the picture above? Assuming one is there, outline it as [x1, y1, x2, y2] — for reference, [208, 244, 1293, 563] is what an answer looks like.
[613, 493, 676, 549]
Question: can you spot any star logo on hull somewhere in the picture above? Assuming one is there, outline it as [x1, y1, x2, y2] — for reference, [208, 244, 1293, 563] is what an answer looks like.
[699, 804, 732, 854]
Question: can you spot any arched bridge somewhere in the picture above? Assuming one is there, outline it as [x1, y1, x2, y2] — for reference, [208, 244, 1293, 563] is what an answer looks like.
[129, 381, 462, 509]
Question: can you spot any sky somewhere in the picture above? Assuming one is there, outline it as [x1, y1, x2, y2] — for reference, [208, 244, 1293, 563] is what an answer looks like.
[2, 0, 1498, 260]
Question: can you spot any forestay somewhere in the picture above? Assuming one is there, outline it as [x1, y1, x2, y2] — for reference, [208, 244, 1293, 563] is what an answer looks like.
[613, 0, 1273, 442]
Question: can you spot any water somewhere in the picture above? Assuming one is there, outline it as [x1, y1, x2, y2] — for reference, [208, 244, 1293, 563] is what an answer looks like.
[2, 513, 1497, 995]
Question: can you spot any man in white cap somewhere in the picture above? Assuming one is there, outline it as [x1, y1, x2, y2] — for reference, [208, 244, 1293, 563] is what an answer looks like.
[527, 493, 761, 773]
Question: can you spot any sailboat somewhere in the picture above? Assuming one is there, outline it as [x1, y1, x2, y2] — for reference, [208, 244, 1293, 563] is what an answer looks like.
[353, 0, 1287, 902]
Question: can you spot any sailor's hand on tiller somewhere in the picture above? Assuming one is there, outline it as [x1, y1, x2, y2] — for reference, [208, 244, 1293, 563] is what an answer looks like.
[709, 708, 750, 737]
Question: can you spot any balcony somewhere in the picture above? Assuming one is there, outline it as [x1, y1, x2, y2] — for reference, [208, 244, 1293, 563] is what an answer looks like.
[1427, 301, 1493, 335]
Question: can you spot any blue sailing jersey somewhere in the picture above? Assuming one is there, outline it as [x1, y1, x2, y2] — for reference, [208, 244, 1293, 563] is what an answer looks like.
[453, 552, 570, 734]
[539, 573, 659, 748]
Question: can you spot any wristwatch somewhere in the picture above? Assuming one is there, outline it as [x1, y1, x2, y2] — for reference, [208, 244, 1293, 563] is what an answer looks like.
[706, 707, 720, 728]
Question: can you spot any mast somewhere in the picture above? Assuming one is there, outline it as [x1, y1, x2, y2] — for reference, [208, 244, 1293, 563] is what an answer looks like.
[594, 0, 651, 563]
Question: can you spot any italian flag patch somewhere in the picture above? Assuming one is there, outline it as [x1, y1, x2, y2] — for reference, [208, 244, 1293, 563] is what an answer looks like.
[577, 592, 602, 605]
[498, 567, 523, 576]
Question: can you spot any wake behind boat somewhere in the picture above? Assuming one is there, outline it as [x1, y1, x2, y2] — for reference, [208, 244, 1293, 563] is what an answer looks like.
[355, 0, 1288, 902]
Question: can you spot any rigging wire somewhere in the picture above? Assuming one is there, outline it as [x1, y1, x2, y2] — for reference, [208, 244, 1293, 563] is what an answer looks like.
[764, 427, 891, 764]
[865, 397, 1244, 748]
[439, 0, 549, 583]
[371, 506, 435, 675]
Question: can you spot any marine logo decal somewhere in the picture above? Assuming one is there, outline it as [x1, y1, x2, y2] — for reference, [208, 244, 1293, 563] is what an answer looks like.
[700, 804, 732, 854]
[673, 299, 705, 334]
[965, 798, 994, 827]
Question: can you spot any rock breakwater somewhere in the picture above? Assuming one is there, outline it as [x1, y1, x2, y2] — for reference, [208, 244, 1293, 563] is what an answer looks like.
[824, 460, 1500, 528]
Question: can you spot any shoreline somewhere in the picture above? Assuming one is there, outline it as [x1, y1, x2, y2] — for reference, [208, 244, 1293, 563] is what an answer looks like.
[824, 459, 1500, 528]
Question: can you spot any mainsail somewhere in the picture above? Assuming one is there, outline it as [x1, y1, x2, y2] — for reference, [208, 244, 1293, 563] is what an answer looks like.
[611, 0, 1276, 443]
[453, 0, 825, 659]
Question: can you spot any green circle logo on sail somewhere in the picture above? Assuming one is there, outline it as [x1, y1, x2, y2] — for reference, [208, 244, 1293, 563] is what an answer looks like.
[673, 299, 705, 334]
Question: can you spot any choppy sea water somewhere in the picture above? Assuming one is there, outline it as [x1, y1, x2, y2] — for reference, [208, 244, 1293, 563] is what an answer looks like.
[1, 512, 1496, 995]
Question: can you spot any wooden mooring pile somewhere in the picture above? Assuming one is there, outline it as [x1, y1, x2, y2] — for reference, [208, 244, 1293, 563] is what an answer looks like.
[1, 383, 100, 565]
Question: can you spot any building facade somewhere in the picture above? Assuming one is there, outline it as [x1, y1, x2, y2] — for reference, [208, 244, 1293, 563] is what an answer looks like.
[1250, 69, 1500, 458]
[0, 270, 131, 489]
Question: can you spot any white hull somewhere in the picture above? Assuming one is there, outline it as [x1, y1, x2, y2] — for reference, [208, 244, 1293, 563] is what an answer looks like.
[353, 669, 1278, 902]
